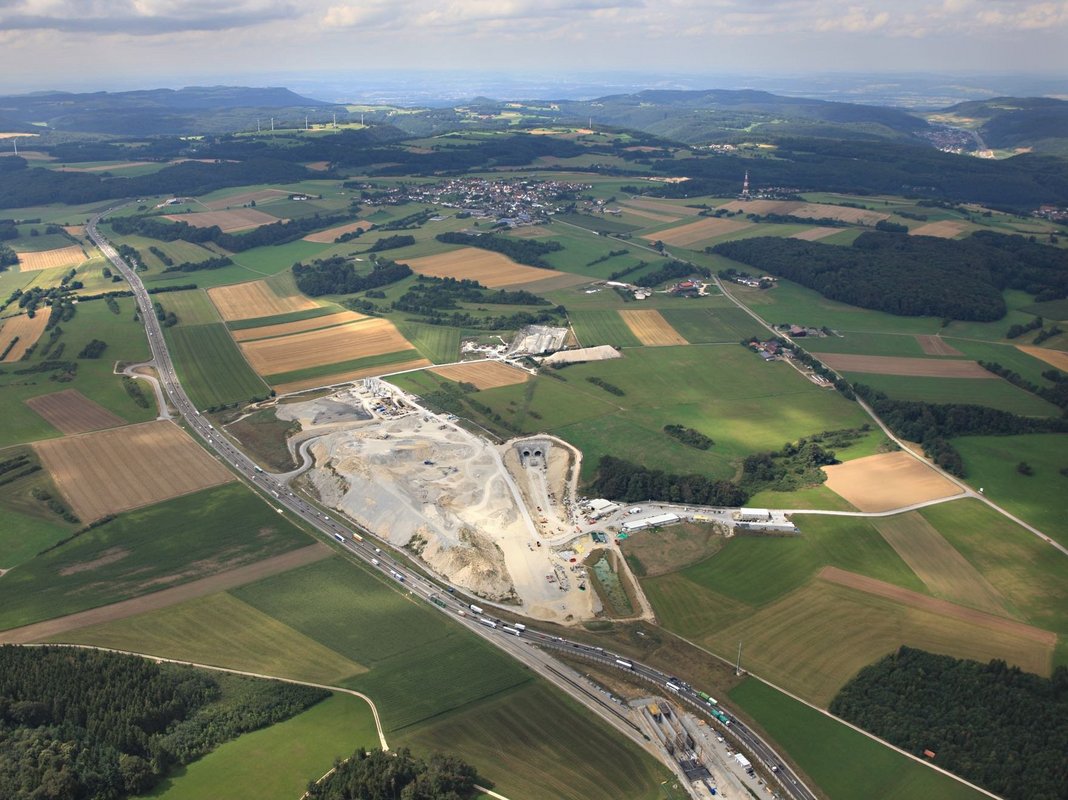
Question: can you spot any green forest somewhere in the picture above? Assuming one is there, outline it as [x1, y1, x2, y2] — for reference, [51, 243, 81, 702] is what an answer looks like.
[0, 646, 328, 800]
[714, 230, 1067, 320]
[830, 647, 1068, 800]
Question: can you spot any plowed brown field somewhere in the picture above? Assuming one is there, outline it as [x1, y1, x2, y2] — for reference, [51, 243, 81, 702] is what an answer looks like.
[0, 312, 48, 362]
[617, 205, 680, 223]
[430, 361, 531, 389]
[240, 317, 413, 376]
[163, 208, 282, 232]
[818, 353, 994, 377]
[231, 310, 368, 342]
[1016, 345, 1068, 372]
[34, 421, 234, 521]
[822, 451, 963, 512]
[302, 220, 374, 243]
[208, 280, 319, 321]
[404, 247, 557, 288]
[915, 335, 963, 356]
[642, 217, 752, 247]
[25, 389, 125, 434]
[17, 245, 86, 271]
[276, 357, 432, 394]
[619, 309, 688, 346]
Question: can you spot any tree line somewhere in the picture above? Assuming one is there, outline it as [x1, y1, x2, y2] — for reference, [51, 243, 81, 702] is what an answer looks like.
[435, 232, 562, 268]
[633, 260, 709, 288]
[0, 646, 328, 800]
[109, 210, 349, 254]
[588, 455, 749, 506]
[830, 647, 1068, 800]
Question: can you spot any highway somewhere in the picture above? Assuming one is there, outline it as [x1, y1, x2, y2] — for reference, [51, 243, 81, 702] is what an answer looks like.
[87, 207, 816, 800]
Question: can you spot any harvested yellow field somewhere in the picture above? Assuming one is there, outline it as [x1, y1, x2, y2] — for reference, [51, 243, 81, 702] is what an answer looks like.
[818, 353, 994, 378]
[791, 227, 841, 241]
[718, 200, 889, 225]
[619, 309, 688, 346]
[643, 217, 752, 247]
[1016, 345, 1068, 372]
[33, 421, 234, 521]
[25, 389, 126, 435]
[240, 317, 413, 376]
[430, 361, 531, 389]
[63, 225, 86, 237]
[302, 220, 374, 243]
[0, 312, 48, 362]
[17, 245, 86, 271]
[822, 451, 963, 512]
[163, 208, 282, 232]
[231, 310, 368, 342]
[203, 188, 290, 210]
[405, 247, 556, 288]
[916, 335, 963, 356]
[277, 357, 432, 394]
[507, 226, 555, 238]
[56, 161, 155, 173]
[872, 513, 1010, 615]
[909, 220, 968, 238]
[208, 280, 319, 322]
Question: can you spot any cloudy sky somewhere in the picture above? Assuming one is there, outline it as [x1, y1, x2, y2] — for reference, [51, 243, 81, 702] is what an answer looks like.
[0, 0, 1065, 93]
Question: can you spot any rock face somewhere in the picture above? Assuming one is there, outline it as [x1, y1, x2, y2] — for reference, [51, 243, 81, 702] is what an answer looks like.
[306, 414, 519, 602]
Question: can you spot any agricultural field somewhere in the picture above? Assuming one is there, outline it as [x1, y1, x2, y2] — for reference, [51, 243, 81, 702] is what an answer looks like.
[160, 289, 223, 326]
[658, 307, 765, 344]
[208, 279, 321, 321]
[302, 219, 373, 243]
[404, 247, 578, 288]
[872, 513, 1010, 615]
[717, 199, 890, 225]
[570, 309, 642, 348]
[729, 679, 984, 800]
[230, 309, 367, 342]
[33, 420, 235, 521]
[643, 216, 753, 247]
[163, 208, 283, 232]
[392, 320, 463, 363]
[201, 187, 293, 209]
[24, 389, 125, 434]
[1016, 344, 1068, 372]
[273, 355, 432, 394]
[429, 361, 530, 389]
[618, 309, 688, 346]
[0, 296, 156, 447]
[909, 220, 970, 238]
[239, 317, 415, 377]
[791, 226, 842, 241]
[953, 434, 1068, 547]
[226, 306, 338, 331]
[59, 593, 365, 685]
[165, 323, 269, 409]
[0, 446, 79, 569]
[817, 353, 995, 378]
[846, 373, 1060, 416]
[0, 483, 310, 632]
[16, 244, 88, 271]
[0, 311, 48, 361]
[399, 683, 670, 800]
[820, 451, 963, 512]
[146, 693, 379, 800]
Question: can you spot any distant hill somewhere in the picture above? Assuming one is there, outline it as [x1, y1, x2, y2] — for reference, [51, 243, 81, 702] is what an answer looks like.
[550, 89, 932, 143]
[0, 85, 341, 135]
[935, 97, 1068, 157]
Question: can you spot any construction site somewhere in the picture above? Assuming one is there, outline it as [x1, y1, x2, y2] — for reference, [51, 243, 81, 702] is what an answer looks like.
[275, 381, 599, 622]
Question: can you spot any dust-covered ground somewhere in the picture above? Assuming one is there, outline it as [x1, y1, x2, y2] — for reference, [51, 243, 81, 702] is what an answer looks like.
[280, 385, 597, 623]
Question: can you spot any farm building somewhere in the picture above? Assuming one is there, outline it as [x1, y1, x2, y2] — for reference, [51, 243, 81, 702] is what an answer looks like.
[621, 512, 681, 532]
[735, 508, 772, 522]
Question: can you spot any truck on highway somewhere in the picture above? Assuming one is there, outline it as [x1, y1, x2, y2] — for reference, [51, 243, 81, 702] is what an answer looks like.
[371, 558, 380, 566]
[666, 681, 682, 693]
[513, 622, 527, 631]
[332, 533, 345, 543]
[470, 604, 484, 614]
[698, 691, 718, 706]
[429, 595, 447, 609]
[502, 626, 521, 636]
[351, 532, 363, 542]
[615, 658, 633, 669]
[478, 618, 498, 629]
[711, 709, 731, 725]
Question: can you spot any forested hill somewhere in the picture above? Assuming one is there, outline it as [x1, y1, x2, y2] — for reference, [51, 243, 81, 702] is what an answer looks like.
[713, 230, 1068, 321]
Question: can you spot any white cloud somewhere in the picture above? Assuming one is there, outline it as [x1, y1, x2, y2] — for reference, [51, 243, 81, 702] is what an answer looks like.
[0, 0, 300, 33]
